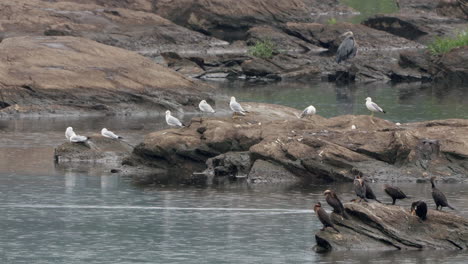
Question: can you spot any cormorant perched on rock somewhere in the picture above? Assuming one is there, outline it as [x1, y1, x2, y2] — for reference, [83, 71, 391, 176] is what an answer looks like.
[314, 202, 340, 233]
[411, 201, 428, 221]
[430, 177, 455, 211]
[324, 190, 348, 219]
[354, 175, 367, 202]
[363, 177, 381, 203]
[384, 184, 408, 205]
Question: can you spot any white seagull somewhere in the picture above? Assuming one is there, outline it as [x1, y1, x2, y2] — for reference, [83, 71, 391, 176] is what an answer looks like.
[65, 127, 76, 140]
[165, 110, 184, 127]
[199, 100, 215, 113]
[299, 105, 316, 118]
[229, 96, 246, 116]
[69, 134, 88, 143]
[365, 97, 386, 116]
[101, 128, 122, 139]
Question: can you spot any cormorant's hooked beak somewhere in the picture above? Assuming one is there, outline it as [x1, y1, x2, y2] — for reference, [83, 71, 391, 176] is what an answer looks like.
[410, 209, 416, 216]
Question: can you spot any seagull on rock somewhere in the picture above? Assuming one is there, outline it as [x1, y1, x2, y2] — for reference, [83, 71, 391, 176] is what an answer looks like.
[165, 110, 184, 127]
[365, 97, 386, 117]
[299, 105, 316, 118]
[101, 128, 122, 139]
[229, 96, 247, 116]
[65, 127, 76, 140]
[70, 134, 88, 143]
[199, 100, 215, 113]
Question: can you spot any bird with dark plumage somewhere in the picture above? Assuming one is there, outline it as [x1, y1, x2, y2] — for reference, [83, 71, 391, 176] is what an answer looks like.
[336, 31, 357, 64]
[354, 175, 368, 202]
[384, 184, 408, 205]
[430, 177, 455, 211]
[411, 201, 428, 221]
[314, 202, 340, 233]
[362, 177, 381, 203]
[324, 190, 348, 219]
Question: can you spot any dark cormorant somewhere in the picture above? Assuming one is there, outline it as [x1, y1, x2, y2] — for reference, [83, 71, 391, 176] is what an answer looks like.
[354, 175, 367, 202]
[384, 184, 408, 205]
[363, 177, 381, 203]
[336, 31, 357, 63]
[314, 202, 340, 233]
[324, 190, 348, 219]
[430, 177, 455, 211]
[411, 201, 428, 221]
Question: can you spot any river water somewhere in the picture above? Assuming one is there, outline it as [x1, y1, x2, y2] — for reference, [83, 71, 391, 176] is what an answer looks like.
[1, 80, 468, 263]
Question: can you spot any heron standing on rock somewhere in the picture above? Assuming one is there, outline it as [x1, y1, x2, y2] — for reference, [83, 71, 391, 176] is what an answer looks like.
[336, 31, 357, 64]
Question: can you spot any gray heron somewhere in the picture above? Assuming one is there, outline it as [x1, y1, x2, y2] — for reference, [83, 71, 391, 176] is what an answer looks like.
[336, 31, 357, 64]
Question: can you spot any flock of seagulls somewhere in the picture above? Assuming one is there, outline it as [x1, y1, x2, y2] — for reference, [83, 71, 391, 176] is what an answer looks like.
[64, 127, 122, 143]
[315, 176, 455, 232]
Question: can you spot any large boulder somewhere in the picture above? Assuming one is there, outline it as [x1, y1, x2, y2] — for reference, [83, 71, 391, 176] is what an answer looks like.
[152, 0, 353, 40]
[122, 103, 468, 184]
[0, 0, 226, 53]
[433, 46, 468, 84]
[315, 202, 468, 251]
[0, 36, 214, 116]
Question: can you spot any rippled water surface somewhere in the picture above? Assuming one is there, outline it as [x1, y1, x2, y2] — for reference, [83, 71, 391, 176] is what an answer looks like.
[1, 81, 468, 263]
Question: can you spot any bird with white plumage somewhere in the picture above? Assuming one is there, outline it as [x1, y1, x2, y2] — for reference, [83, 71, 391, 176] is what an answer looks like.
[65, 127, 76, 140]
[365, 97, 386, 117]
[199, 100, 215, 113]
[165, 110, 184, 127]
[299, 105, 316, 118]
[101, 128, 122, 139]
[229, 96, 247, 116]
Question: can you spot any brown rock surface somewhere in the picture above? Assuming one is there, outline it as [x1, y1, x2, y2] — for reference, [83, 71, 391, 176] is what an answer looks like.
[0, 36, 214, 116]
[315, 202, 468, 251]
[122, 103, 468, 184]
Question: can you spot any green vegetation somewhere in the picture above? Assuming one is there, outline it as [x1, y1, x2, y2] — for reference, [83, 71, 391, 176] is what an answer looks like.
[427, 30, 468, 55]
[248, 39, 277, 59]
[327, 17, 337, 25]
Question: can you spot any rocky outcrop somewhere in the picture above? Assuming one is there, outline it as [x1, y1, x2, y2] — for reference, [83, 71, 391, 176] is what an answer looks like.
[315, 202, 468, 251]
[122, 103, 468, 184]
[398, 46, 468, 83]
[152, 0, 353, 41]
[0, 36, 214, 116]
[437, 0, 468, 20]
[0, 0, 226, 54]
[54, 136, 133, 163]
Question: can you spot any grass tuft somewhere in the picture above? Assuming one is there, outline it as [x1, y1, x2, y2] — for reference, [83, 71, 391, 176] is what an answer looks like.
[248, 39, 277, 59]
[427, 30, 468, 55]
[327, 17, 337, 25]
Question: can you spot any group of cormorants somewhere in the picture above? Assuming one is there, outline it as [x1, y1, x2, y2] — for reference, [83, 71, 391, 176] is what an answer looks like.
[314, 176, 455, 233]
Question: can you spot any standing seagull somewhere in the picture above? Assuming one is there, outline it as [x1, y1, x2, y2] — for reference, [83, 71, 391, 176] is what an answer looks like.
[336, 31, 357, 64]
[199, 100, 215, 113]
[229, 96, 247, 116]
[65, 127, 76, 140]
[365, 97, 386, 117]
[384, 184, 408, 205]
[324, 190, 348, 219]
[430, 177, 455, 211]
[314, 202, 340, 233]
[101, 128, 122, 139]
[299, 105, 316, 118]
[165, 110, 184, 128]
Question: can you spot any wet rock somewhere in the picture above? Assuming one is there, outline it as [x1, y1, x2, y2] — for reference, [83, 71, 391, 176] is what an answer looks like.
[123, 102, 468, 185]
[248, 159, 299, 183]
[54, 136, 132, 163]
[437, 0, 468, 20]
[433, 46, 468, 84]
[152, 0, 353, 41]
[363, 13, 467, 45]
[0, 36, 214, 116]
[315, 202, 468, 251]
[240, 59, 282, 79]
[205, 151, 252, 182]
[161, 52, 205, 77]
[0, 0, 224, 54]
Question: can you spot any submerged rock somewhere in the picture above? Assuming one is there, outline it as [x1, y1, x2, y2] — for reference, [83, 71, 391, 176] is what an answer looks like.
[122, 102, 468, 184]
[315, 202, 468, 251]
